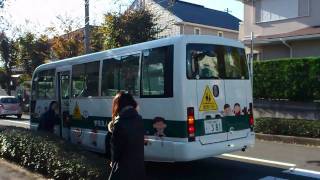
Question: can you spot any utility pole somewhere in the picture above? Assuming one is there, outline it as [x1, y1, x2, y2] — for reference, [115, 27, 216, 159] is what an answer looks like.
[84, 0, 90, 54]
[224, 8, 232, 14]
[250, 32, 254, 86]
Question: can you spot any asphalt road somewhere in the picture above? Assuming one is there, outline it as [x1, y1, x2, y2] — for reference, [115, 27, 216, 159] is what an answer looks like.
[0, 115, 319, 180]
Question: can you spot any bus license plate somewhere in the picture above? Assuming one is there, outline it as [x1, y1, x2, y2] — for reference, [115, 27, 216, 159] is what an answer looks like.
[204, 119, 223, 134]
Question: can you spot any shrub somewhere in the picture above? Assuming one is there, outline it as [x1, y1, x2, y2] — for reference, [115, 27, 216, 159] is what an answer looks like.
[255, 118, 320, 138]
[0, 127, 108, 180]
[253, 57, 320, 101]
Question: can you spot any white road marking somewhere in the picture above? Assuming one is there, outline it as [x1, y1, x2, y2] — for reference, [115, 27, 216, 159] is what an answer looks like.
[283, 168, 320, 179]
[259, 176, 287, 180]
[2, 120, 30, 125]
[223, 154, 320, 179]
[222, 154, 296, 167]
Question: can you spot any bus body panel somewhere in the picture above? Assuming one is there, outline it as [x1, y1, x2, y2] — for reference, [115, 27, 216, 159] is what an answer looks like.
[30, 35, 254, 162]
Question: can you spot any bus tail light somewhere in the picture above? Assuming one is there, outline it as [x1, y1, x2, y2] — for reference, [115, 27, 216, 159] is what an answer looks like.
[249, 103, 254, 131]
[187, 107, 195, 141]
[249, 115, 254, 126]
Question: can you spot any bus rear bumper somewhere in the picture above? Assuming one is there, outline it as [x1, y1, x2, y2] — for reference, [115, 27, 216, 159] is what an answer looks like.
[172, 133, 255, 162]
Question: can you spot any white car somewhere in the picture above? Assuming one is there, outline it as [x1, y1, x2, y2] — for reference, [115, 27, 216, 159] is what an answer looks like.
[0, 96, 22, 119]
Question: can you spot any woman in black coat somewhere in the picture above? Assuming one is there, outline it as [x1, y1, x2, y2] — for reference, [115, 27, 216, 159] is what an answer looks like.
[38, 101, 59, 133]
[108, 92, 146, 180]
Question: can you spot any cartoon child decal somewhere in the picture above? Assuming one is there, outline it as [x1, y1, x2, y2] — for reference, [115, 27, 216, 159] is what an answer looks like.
[223, 104, 233, 116]
[233, 103, 241, 116]
[90, 128, 98, 146]
[153, 117, 167, 138]
[242, 106, 248, 115]
[73, 128, 82, 144]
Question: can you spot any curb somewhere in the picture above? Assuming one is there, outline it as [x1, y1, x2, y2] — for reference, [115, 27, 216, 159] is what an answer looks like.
[255, 133, 320, 147]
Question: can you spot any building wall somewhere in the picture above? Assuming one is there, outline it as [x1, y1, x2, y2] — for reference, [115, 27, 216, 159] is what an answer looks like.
[141, 0, 239, 40]
[251, 39, 320, 60]
[181, 24, 238, 40]
[261, 44, 290, 60]
[291, 39, 320, 57]
[240, 0, 320, 41]
[144, 0, 181, 38]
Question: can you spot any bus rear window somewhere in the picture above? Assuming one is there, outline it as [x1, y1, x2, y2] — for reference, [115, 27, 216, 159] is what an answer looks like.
[187, 44, 249, 79]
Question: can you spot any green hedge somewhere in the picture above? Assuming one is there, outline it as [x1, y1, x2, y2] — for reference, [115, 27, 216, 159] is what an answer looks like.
[255, 118, 320, 138]
[0, 127, 108, 180]
[253, 57, 320, 101]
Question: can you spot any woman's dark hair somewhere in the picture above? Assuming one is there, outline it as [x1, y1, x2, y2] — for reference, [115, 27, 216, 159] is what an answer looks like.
[49, 101, 58, 111]
[112, 92, 137, 121]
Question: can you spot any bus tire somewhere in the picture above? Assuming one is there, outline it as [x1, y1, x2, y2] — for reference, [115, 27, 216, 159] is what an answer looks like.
[17, 114, 22, 119]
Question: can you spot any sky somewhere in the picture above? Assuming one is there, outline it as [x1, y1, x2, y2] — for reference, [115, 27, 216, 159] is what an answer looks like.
[0, 0, 244, 37]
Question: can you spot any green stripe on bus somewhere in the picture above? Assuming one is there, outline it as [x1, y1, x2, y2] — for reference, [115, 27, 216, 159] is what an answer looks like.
[31, 115, 250, 138]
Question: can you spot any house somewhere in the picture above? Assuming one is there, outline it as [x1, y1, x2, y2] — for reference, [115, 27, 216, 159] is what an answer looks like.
[239, 0, 320, 60]
[131, 0, 241, 40]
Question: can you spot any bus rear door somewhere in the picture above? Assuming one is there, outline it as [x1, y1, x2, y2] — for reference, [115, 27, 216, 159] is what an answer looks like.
[187, 44, 227, 144]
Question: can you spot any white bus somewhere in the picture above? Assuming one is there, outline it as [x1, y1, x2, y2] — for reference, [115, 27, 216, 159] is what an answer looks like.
[30, 35, 254, 162]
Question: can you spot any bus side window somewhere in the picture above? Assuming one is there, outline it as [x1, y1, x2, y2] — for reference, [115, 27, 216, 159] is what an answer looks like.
[33, 69, 55, 99]
[141, 45, 173, 97]
[101, 58, 121, 97]
[120, 54, 140, 96]
[72, 61, 99, 98]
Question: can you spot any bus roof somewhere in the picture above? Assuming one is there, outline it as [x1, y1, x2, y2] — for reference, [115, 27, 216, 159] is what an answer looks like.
[34, 35, 244, 73]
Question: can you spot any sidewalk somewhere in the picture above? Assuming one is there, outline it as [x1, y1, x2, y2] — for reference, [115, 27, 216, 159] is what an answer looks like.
[0, 159, 45, 180]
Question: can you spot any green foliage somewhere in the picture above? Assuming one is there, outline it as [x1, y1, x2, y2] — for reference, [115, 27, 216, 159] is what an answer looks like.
[0, 127, 108, 179]
[51, 34, 84, 60]
[253, 57, 320, 101]
[18, 32, 51, 76]
[99, 9, 161, 50]
[0, 32, 19, 95]
[90, 26, 105, 53]
[0, 67, 6, 88]
[255, 118, 320, 138]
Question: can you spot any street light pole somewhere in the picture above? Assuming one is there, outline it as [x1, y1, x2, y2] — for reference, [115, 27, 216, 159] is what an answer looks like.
[250, 32, 254, 86]
[84, 0, 90, 54]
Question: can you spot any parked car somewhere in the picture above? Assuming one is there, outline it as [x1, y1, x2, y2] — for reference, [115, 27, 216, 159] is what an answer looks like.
[0, 96, 22, 119]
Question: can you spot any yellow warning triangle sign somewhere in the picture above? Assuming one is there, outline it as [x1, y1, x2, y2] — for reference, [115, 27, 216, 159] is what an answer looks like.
[199, 85, 218, 111]
[73, 102, 82, 120]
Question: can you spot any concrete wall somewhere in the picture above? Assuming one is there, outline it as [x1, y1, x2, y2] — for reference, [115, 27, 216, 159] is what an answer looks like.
[254, 99, 320, 120]
[240, 0, 320, 41]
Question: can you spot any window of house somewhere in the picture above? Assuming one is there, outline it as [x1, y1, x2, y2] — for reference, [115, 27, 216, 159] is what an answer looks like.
[32, 69, 56, 99]
[141, 45, 173, 97]
[217, 31, 224, 37]
[255, 0, 309, 23]
[194, 28, 201, 35]
[72, 61, 99, 98]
